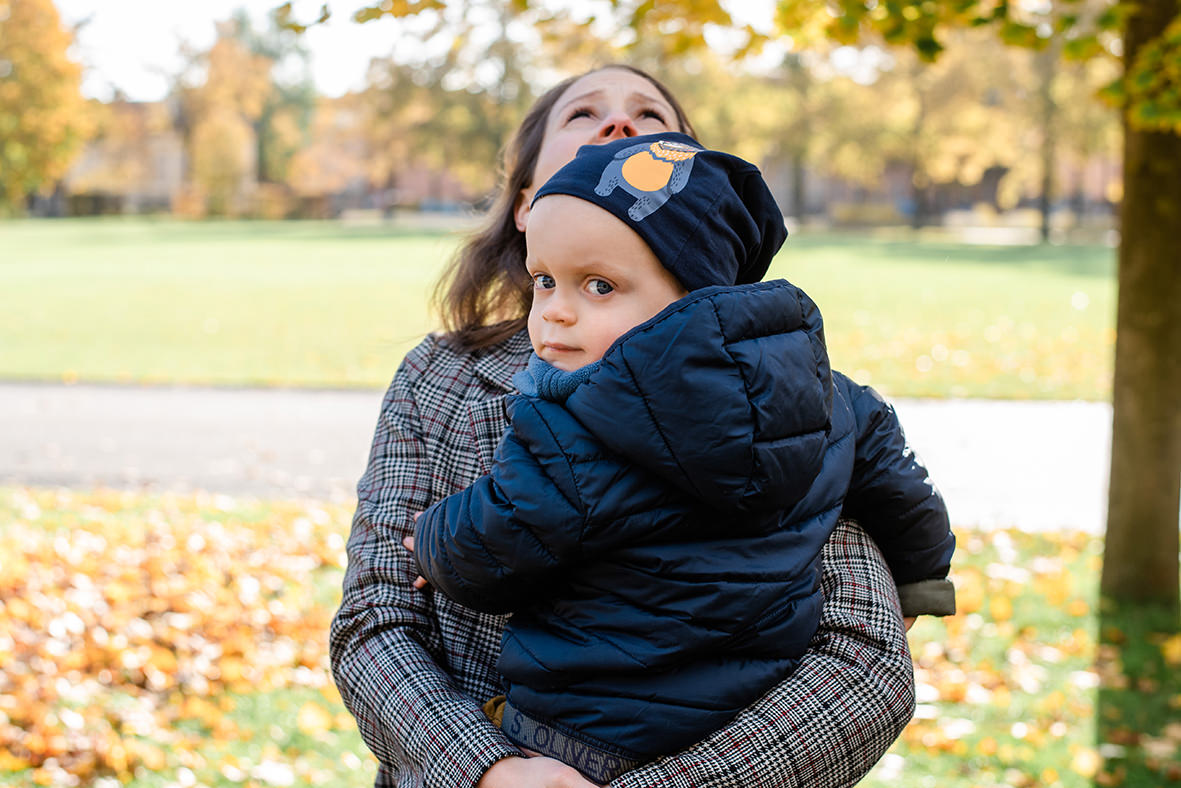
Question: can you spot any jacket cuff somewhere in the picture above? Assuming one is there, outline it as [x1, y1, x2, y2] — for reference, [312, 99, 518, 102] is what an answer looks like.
[379, 689, 520, 788]
[898, 578, 956, 617]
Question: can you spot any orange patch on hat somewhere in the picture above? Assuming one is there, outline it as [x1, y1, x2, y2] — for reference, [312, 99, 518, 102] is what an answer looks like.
[621, 151, 675, 192]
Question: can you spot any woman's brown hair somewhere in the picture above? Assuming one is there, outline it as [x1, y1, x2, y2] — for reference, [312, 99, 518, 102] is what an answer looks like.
[431, 64, 696, 352]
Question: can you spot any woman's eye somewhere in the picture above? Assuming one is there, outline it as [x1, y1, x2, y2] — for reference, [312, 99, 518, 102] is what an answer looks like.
[533, 273, 555, 290]
[639, 108, 668, 124]
[588, 279, 614, 295]
[567, 107, 593, 122]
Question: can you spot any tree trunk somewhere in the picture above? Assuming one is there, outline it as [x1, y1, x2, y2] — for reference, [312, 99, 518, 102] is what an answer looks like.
[1099, 0, 1181, 613]
[1037, 166, 1052, 243]
[786, 54, 809, 221]
[910, 177, 929, 230]
[791, 149, 806, 219]
[910, 68, 929, 231]
[1036, 48, 1057, 244]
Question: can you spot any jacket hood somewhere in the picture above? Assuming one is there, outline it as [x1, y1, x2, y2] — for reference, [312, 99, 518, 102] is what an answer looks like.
[564, 280, 833, 512]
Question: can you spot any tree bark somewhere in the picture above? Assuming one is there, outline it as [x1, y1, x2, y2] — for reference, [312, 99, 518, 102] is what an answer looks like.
[1037, 48, 1057, 244]
[1099, 0, 1181, 612]
[791, 149, 806, 219]
[786, 55, 808, 220]
[910, 180, 929, 230]
[910, 69, 929, 231]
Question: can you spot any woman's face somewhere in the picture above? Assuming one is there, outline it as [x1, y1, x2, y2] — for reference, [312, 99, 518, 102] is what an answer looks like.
[514, 68, 682, 231]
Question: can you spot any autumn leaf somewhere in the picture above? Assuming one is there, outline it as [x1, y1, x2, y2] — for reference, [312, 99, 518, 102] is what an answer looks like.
[1161, 633, 1181, 666]
[297, 702, 335, 736]
[0, 487, 356, 779]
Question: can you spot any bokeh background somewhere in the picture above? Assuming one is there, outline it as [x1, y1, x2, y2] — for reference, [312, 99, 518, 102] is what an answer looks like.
[1, 1, 1179, 787]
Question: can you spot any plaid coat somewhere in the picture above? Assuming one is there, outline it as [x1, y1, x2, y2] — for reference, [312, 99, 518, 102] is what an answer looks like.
[330, 329, 917, 788]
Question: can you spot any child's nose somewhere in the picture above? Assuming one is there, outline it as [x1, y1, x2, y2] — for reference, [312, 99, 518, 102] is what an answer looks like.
[542, 293, 575, 323]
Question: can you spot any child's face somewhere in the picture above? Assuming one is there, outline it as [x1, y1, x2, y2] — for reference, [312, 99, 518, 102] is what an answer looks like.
[525, 195, 687, 371]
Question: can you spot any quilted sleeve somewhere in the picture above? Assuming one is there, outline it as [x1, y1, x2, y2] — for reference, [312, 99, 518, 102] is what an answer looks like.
[411, 404, 586, 613]
[836, 372, 956, 615]
[609, 520, 917, 788]
[414, 395, 696, 613]
[329, 337, 519, 788]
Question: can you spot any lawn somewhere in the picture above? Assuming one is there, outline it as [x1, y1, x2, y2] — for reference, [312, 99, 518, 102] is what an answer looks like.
[0, 218, 1115, 399]
[6, 486, 1178, 788]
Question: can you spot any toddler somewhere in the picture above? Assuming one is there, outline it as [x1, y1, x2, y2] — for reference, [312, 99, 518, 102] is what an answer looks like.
[413, 132, 955, 784]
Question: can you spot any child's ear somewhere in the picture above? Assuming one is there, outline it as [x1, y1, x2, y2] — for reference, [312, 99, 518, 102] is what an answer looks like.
[514, 189, 532, 232]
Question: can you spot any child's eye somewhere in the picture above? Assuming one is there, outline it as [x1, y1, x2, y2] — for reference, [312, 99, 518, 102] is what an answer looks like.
[532, 273, 555, 290]
[566, 106, 593, 122]
[587, 279, 614, 295]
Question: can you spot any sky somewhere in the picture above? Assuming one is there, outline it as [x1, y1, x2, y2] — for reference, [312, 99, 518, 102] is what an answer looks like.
[54, 0, 785, 102]
[55, 0, 407, 101]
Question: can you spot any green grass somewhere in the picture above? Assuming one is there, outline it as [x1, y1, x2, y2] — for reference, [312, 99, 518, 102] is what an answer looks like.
[0, 218, 457, 389]
[772, 233, 1115, 399]
[0, 218, 1116, 399]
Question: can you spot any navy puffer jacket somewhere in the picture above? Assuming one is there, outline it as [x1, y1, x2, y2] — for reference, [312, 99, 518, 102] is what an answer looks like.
[415, 280, 953, 760]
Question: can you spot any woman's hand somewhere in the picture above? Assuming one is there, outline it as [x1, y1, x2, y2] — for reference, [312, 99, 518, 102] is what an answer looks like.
[403, 520, 429, 590]
[477, 756, 603, 788]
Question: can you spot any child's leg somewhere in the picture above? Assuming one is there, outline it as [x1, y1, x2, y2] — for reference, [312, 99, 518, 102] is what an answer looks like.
[481, 695, 507, 727]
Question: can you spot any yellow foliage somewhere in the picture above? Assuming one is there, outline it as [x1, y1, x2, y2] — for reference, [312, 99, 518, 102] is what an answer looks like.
[0, 0, 95, 211]
[286, 97, 371, 198]
[0, 487, 354, 778]
[1162, 634, 1181, 666]
[186, 34, 273, 123]
[0, 751, 30, 771]
[1072, 747, 1102, 777]
[297, 701, 335, 736]
[190, 109, 254, 217]
[179, 25, 277, 215]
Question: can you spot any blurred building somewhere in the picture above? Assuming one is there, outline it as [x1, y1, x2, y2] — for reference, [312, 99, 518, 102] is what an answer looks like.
[64, 98, 187, 215]
[764, 156, 1118, 236]
[60, 95, 476, 219]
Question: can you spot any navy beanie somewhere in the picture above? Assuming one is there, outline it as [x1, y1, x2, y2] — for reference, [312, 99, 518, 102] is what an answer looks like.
[532, 132, 787, 291]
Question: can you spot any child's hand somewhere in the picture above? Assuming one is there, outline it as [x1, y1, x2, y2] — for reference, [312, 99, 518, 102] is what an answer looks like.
[403, 516, 429, 590]
[477, 755, 603, 788]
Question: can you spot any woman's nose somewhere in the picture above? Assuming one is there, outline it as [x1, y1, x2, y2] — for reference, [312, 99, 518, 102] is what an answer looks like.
[595, 111, 638, 141]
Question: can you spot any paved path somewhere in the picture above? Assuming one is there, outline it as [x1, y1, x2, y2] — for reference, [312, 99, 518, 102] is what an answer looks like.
[0, 383, 1112, 532]
[1, 383, 377, 503]
[890, 398, 1110, 533]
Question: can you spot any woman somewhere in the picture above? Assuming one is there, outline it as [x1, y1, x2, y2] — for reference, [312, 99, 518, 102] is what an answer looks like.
[330, 65, 916, 788]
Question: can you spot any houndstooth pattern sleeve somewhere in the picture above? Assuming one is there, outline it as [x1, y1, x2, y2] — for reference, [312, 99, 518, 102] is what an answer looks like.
[332, 330, 915, 788]
[329, 335, 521, 788]
[608, 519, 916, 788]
